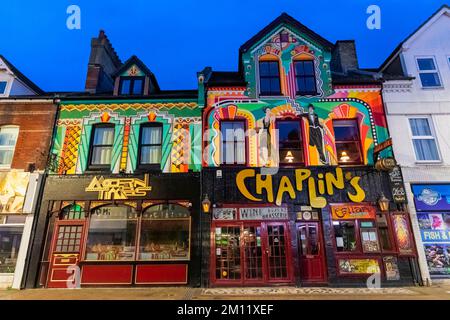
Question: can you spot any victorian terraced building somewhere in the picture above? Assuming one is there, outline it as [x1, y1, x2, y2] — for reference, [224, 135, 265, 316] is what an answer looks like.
[18, 13, 428, 288]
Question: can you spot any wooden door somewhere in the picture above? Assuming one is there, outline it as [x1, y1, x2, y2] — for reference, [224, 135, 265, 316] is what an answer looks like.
[47, 221, 86, 288]
[297, 222, 327, 283]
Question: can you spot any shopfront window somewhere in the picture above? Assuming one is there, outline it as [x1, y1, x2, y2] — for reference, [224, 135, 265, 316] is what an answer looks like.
[61, 204, 84, 220]
[85, 205, 137, 261]
[0, 215, 25, 273]
[333, 221, 357, 252]
[139, 204, 190, 261]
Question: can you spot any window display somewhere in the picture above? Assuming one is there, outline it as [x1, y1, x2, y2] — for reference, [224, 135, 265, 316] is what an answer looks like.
[360, 227, 380, 253]
[338, 258, 381, 274]
[0, 226, 23, 273]
[139, 204, 190, 261]
[333, 221, 357, 252]
[85, 205, 137, 261]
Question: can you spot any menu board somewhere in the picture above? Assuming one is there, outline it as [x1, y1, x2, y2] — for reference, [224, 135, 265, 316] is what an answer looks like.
[383, 256, 400, 280]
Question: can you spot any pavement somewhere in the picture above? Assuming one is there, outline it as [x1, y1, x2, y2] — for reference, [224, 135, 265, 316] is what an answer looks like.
[0, 283, 450, 300]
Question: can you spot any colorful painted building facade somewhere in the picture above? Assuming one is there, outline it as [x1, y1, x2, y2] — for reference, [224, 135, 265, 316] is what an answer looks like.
[24, 34, 203, 288]
[200, 13, 421, 287]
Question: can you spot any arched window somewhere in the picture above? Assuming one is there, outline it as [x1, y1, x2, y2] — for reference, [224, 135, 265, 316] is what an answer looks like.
[88, 123, 115, 169]
[259, 55, 281, 96]
[139, 204, 191, 261]
[85, 205, 138, 261]
[293, 55, 317, 96]
[60, 204, 84, 220]
[138, 122, 162, 168]
[0, 125, 19, 168]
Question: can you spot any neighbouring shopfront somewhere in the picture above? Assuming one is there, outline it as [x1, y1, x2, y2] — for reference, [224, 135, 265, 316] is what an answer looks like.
[0, 170, 41, 288]
[26, 173, 201, 288]
[412, 184, 450, 278]
[202, 167, 420, 287]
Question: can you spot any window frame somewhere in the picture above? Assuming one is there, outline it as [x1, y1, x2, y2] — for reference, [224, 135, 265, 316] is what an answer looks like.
[118, 76, 145, 96]
[276, 118, 305, 166]
[407, 116, 441, 163]
[258, 60, 282, 96]
[0, 81, 8, 96]
[0, 125, 19, 169]
[220, 119, 248, 166]
[415, 56, 443, 89]
[137, 122, 163, 171]
[332, 119, 364, 166]
[294, 59, 318, 96]
[88, 123, 115, 171]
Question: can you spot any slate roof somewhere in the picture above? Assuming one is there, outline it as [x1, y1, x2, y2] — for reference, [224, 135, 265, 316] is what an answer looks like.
[0, 54, 44, 94]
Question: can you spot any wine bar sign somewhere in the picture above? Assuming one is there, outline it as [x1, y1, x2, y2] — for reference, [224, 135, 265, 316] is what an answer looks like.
[240, 207, 288, 220]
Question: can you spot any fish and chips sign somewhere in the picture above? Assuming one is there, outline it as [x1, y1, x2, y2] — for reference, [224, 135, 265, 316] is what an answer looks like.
[86, 175, 152, 200]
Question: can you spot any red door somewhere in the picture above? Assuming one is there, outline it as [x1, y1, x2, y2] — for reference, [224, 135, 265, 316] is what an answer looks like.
[242, 224, 264, 283]
[47, 221, 86, 288]
[264, 222, 292, 283]
[297, 222, 327, 283]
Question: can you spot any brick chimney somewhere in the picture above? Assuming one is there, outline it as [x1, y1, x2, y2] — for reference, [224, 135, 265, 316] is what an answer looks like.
[331, 40, 359, 74]
[85, 30, 122, 93]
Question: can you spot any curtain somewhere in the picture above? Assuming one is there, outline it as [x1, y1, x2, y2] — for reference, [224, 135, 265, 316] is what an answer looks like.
[140, 126, 162, 164]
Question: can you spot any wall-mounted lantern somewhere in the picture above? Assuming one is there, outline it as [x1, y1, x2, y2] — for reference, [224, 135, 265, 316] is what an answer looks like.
[202, 194, 211, 214]
[378, 193, 390, 212]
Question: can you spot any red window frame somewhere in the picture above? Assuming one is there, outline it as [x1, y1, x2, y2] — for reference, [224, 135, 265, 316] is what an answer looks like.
[219, 119, 248, 166]
[276, 118, 306, 166]
[332, 119, 364, 165]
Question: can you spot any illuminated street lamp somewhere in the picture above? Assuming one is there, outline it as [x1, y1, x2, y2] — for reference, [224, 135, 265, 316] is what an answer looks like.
[202, 194, 211, 214]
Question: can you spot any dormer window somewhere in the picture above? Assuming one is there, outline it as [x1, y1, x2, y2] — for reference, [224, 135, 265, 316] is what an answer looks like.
[259, 57, 281, 96]
[0, 81, 7, 95]
[119, 76, 144, 95]
[294, 59, 317, 95]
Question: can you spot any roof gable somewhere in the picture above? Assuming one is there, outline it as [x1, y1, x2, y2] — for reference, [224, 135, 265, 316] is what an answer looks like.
[113, 55, 160, 91]
[0, 55, 43, 95]
[239, 12, 334, 54]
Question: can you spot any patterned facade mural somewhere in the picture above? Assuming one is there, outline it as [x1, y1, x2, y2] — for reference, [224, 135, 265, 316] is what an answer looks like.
[203, 26, 390, 167]
[52, 100, 202, 174]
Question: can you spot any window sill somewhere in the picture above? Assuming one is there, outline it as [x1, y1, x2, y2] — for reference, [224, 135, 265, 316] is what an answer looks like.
[420, 86, 445, 90]
[414, 160, 442, 165]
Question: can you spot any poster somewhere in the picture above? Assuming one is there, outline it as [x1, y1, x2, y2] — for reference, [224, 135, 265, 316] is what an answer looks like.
[383, 256, 400, 280]
[338, 259, 380, 274]
[0, 171, 30, 214]
[392, 213, 414, 255]
[424, 244, 450, 276]
[418, 212, 450, 276]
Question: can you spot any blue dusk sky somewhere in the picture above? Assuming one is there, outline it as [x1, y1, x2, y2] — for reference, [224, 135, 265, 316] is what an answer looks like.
[0, 0, 447, 92]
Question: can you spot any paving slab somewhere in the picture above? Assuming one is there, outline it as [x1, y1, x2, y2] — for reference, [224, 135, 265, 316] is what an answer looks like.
[0, 285, 449, 300]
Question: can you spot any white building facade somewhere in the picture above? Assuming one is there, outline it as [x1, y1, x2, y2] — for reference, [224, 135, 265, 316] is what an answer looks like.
[381, 5, 450, 284]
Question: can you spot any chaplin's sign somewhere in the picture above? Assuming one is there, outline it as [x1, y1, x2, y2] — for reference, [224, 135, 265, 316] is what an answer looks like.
[236, 167, 366, 208]
[85, 175, 152, 200]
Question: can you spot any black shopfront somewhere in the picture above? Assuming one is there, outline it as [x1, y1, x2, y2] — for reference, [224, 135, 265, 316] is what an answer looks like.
[201, 166, 421, 287]
[23, 172, 201, 288]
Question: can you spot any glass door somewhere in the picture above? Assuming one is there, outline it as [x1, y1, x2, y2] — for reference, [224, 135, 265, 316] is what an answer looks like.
[214, 225, 242, 282]
[265, 223, 291, 282]
[243, 225, 263, 282]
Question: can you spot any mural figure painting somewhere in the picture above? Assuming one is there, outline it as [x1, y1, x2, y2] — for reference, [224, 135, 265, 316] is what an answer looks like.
[302, 104, 326, 164]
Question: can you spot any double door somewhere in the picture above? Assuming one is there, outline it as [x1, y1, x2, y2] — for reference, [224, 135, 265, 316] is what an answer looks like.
[213, 222, 293, 285]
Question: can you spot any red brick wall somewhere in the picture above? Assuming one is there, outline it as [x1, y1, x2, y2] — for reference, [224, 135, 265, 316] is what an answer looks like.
[0, 101, 57, 171]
